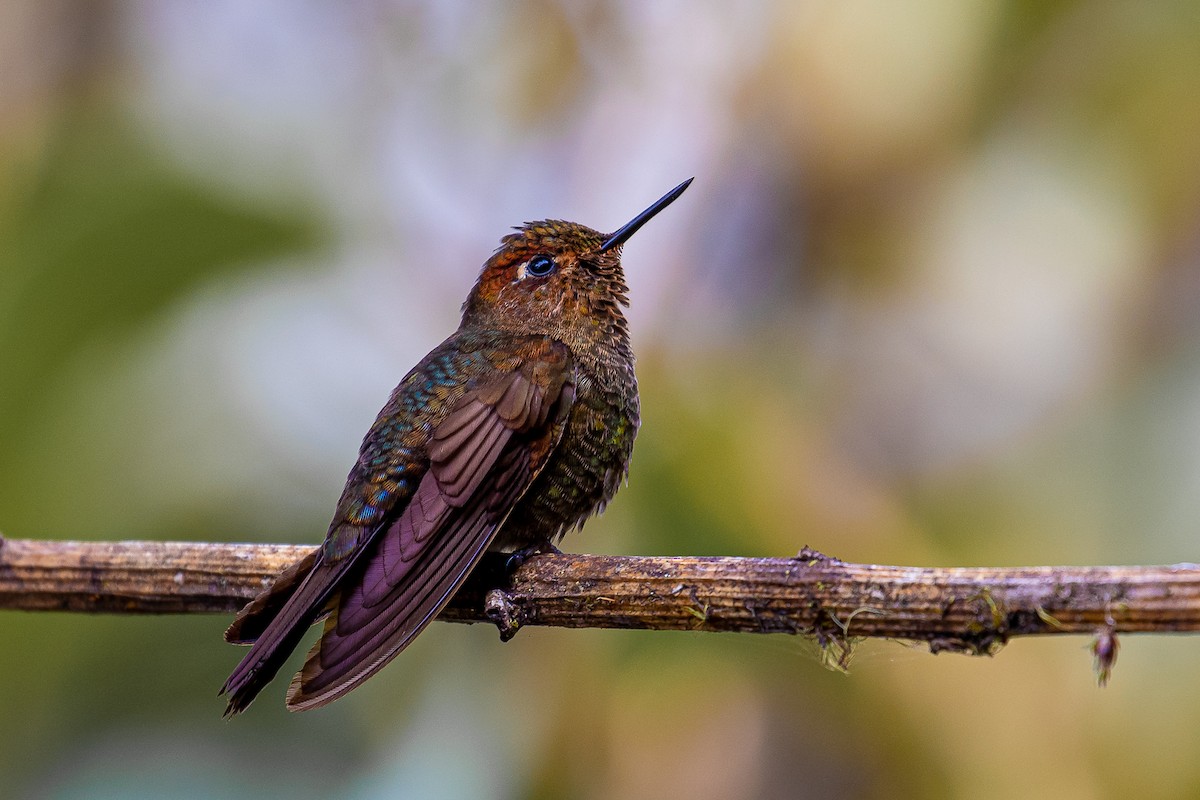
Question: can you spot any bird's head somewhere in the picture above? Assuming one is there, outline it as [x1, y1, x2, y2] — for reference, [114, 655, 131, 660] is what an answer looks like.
[461, 179, 692, 354]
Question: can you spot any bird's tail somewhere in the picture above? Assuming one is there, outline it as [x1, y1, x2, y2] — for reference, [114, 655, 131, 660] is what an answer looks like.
[220, 547, 329, 716]
[224, 547, 320, 644]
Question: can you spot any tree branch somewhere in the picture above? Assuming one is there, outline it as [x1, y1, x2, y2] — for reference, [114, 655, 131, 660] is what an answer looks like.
[2, 535, 1198, 661]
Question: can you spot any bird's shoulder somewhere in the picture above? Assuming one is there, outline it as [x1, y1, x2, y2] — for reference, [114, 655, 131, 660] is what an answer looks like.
[321, 330, 574, 560]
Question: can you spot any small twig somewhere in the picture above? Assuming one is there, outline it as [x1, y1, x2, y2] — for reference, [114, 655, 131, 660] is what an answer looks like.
[1, 537, 1198, 659]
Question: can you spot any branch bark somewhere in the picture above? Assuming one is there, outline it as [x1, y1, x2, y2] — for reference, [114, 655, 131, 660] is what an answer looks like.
[2, 536, 1198, 659]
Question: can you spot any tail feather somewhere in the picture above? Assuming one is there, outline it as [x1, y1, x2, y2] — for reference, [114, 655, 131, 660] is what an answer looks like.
[220, 548, 355, 716]
[225, 548, 320, 645]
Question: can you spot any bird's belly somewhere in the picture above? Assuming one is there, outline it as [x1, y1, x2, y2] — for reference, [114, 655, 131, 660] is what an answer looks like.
[493, 385, 638, 550]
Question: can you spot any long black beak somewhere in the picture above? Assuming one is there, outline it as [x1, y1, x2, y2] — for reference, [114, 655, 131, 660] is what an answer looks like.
[599, 178, 693, 253]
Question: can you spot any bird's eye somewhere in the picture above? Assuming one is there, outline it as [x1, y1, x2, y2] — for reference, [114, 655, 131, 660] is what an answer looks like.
[526, 255, 555, 277]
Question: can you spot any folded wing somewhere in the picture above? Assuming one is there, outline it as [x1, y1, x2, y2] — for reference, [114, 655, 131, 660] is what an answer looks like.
[286, 342, 575, 710]
[220, 337, 574, 715]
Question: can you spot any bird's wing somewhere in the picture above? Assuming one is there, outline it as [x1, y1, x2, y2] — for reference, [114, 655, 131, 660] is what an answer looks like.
[285, 340, 575, 711]
[220, 337, 575, 715]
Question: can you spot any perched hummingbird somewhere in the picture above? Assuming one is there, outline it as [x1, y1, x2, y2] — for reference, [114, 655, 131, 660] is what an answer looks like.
[220, 178, 692, 714]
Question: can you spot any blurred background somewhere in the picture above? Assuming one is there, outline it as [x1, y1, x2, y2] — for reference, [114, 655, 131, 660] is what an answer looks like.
[2, 1, 1199, 797]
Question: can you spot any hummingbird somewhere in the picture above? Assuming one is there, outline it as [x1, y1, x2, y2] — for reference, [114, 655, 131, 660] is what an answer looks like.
[220, 178, 693, 714]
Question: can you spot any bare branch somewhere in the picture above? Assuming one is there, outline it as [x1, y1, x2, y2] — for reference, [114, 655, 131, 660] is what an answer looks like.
[1, 536, 1198, 656]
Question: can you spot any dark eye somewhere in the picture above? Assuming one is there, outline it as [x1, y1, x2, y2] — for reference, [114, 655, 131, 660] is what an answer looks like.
[526, 255, 555, 277]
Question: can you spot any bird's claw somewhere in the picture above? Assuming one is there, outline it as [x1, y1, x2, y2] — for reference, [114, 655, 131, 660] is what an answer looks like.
[504, 538, 561, 573]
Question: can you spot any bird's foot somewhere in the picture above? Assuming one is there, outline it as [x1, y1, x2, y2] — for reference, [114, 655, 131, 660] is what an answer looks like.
[489, 539, 560, 640]
[504, 538, 562, 573]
